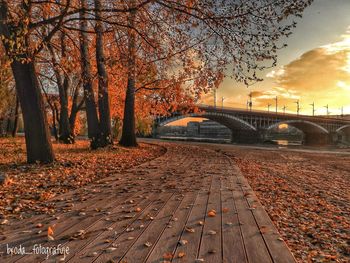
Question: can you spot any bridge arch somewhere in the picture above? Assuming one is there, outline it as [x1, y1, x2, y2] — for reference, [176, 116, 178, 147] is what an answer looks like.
[267, 120, 330, 145]
[268, 120, 329, 134]
[336, 125, 350, 143]
[158, 112, 257, 131]
[157, 112, 259, 143]
[336, 124, 350, 133]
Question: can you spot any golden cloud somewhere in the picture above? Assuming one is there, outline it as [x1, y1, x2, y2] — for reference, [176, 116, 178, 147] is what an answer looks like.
[263, 35, 350, 115]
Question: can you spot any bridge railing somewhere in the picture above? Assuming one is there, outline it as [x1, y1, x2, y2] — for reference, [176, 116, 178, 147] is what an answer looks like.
[198, 104, 350, 122]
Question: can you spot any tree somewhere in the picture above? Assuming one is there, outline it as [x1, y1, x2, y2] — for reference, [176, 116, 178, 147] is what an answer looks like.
[115, 0, 313, 147]
[0, 47, 14, 131]
[119, 0, 138, 146]
[95, 0, 112, 146]
[0, 0, 55, 163]
[79, 0, 100, 149]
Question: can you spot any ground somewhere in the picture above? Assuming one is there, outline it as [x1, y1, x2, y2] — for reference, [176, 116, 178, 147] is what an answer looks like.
[223, 145, 350, 262]
[0, 138, 349, 263]
[0, 138, 165, 219]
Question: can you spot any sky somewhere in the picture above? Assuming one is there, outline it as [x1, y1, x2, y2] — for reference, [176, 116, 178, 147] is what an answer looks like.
[200, 0, 350, 116]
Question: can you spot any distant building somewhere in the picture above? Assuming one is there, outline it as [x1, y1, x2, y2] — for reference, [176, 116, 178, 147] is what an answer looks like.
[187, 120, 231, 139]
[187, 122, 200, 137]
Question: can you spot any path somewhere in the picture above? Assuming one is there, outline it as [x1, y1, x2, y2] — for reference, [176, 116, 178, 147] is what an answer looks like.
[0, 143, 296, 263]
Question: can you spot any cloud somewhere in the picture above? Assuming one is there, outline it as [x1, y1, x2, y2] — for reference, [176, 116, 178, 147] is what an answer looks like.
[266, 33, 350, 115]
[266, 68, 285, 78]
[249, 87, 300, 111]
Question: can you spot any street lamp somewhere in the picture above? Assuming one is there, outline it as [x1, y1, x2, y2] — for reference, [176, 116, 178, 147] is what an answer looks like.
[294, 100, 300, 115]
[267, 103, 271, 113]
[282, 105, 287, 114]
[248, 92, 252, 111]
[275, 96, 278, 114]
[310, 102, 315, 116]
[213, 88, 217, 108]
[324, 104, 330, 116]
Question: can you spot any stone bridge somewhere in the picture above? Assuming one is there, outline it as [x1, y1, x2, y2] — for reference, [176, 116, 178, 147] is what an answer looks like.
[154, 105, 350, 145]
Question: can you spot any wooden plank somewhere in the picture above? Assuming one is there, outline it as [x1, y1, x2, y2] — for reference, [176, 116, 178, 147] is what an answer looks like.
[221, 170, 247, 263]
[230, 172, 273, 263]
[1, 175, 138, 241]
[235, 169, 296, 263]
[0, 192, 133, 262]
[171, 174, 213, 263]
[64, 194, 169, 262]
[197, 172, 222, 262]
[94, 193, 175, 263]
[120, 193, 189, 262]
[13, 191, 153, 263]
[3, 156, 176, 261]
[145, 192, 198, 263]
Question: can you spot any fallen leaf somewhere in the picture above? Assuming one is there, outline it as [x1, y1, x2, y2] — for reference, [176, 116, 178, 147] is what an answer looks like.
[185, 227, 195, 233]
[163, 252, 173, 260]
[179, 239, 188, 246]
[208, 230, 216, 235]
[208, 210, 216, 217]
[47, 226, 54, 236]
[144, 241, 152, 247]
[105, 247, 117, 253]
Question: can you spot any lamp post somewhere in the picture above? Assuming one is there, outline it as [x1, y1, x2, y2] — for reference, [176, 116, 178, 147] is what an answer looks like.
[324, 104, 330, 116]
[282, 105, 287, 114]
[294, 100, 300, 115]
[248, 92, 252, 111]
[275, 96, 278, 114]
[267, 103, 271, 113]
[213, 88, 217, 108]
[310, 102, 315, 116]
[221, 97, 225, 109]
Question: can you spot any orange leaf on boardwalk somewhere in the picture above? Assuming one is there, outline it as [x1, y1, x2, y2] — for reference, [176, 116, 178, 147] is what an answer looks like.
[208, 209, 216, 217]
[222, 207, 229, 213]
[163, 252, 173, 260]
[48, 226, 54, 236]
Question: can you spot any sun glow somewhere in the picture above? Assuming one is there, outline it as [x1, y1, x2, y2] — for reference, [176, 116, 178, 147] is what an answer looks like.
[278, 124, 289, 129]
[337, 81, 350, 91]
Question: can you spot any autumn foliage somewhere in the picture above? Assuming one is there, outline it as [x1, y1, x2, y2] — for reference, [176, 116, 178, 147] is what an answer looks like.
[0, 0, 313, 161]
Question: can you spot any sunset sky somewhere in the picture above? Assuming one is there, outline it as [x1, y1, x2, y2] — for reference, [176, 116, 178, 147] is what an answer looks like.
[200, 0, 350, 116]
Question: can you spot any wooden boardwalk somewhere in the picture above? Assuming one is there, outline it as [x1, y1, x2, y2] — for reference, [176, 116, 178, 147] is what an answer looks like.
[0, 143, 296, 263]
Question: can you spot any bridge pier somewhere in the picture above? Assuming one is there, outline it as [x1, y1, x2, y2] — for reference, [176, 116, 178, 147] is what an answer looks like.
[338, 132, 350, 144]
[303, 133, 331, 146]
[230, 129, 260, 144]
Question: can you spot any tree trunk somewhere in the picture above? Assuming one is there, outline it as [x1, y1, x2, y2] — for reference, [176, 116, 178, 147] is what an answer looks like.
[11, 60, 55, 163]
[12, 97, 19, 137]
[95, 0, 112, 147]
[5, 107, 12, 135]
[119, 4, 138, 147]
[49, 39, 74, 144]
[52, 106, 59, 141]
[58, 77, 74, 143]
[0, 2, 54, 163]
[80, 0, 100, 149]
[69, 79, 83, 135]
